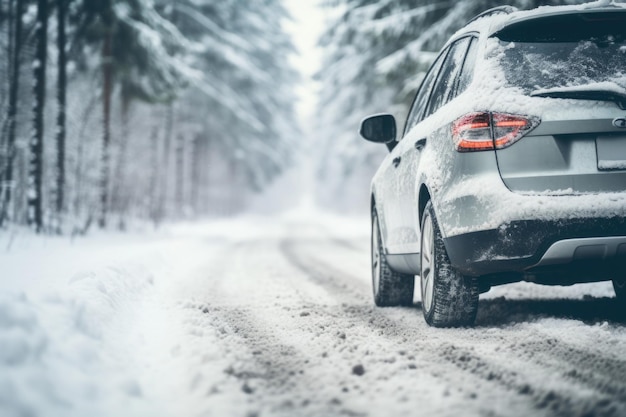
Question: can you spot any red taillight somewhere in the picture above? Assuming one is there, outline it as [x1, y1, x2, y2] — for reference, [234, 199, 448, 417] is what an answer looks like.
[452, 112, 540, 152]
[452, 113, 493, 151]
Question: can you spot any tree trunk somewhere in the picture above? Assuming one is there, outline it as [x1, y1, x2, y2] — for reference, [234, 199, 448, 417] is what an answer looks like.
[0, 0, 23, 226]
[149, 127, 160, 225]
[112, 90, 131, 229]
[55, 0, 67, 232]
[72, 94, 97, 225]
[0, 0, 13, 226]
[190, 134, 201, 215]
[156, 102, 174, 223]
[99, 30, 113, 228]
[28, 0, 48, 233]
[203, 137, 212, 214]
[175, 133, 184, 217]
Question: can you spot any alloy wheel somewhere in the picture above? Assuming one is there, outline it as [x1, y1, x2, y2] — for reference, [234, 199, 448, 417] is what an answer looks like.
[420, 211, 435, 313]
[372, 216, 381, 296]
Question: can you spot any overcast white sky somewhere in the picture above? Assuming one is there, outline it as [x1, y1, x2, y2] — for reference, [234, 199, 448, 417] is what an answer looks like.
[283, 0, 327, 126]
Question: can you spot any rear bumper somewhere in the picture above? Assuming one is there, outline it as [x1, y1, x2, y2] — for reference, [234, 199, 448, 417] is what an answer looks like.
[444, 217, 626, 278]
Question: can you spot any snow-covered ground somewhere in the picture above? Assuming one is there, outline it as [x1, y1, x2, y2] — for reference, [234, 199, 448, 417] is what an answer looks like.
[1, 210, 626, 417]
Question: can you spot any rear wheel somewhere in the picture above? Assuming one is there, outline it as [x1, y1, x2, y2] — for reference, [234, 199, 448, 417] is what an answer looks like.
[420, 201, 479, 327]
[371, 208, 414, 307]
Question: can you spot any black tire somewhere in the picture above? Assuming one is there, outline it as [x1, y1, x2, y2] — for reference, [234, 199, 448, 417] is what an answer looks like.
[371, 208, 414, 307]
[420, 201, 479, 327]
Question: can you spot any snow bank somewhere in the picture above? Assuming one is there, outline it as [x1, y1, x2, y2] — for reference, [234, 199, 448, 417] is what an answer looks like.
[67, 264, 155, 339]
[0, 262, 157, 417]
[0, 230, 168, 417]
[0, 293, 48, 417]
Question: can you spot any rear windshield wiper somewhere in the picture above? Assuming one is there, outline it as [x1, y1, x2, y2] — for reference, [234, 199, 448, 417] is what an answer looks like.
[530, 88, 626, 110]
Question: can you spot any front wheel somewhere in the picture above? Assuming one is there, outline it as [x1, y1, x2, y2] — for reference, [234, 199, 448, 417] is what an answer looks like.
[420, 201, 479, 327]
[371, 208, 414, 307]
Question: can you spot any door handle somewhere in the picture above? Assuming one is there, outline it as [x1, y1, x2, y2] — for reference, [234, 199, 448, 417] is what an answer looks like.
[392, 157, 401, 168]
[415, 138, 427, 150]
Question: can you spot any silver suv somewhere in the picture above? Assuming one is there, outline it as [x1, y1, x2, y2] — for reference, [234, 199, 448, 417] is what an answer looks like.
[359, 4, 626, 327]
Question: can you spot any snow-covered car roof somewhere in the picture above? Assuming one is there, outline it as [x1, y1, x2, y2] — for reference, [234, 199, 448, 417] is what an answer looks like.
[448, 1, 626, 45]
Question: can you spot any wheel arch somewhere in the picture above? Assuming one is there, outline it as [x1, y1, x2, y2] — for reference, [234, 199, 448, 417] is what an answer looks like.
[418, 184, 432, 230]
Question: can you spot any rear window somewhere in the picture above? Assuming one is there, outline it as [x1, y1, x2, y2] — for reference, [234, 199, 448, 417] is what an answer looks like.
[492, 12, 626, 94]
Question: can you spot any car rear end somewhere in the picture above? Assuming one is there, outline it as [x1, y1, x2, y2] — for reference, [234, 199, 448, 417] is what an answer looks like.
[437, 7, 626, 283]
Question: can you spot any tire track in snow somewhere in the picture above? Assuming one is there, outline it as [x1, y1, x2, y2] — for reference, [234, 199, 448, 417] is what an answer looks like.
[171, 227, 626, 417]
[329, 237, 367, 253]
[178, 238, 503, 416]
[438, 338, 626, 417]
[174, 239, 377, 416]
[511, 337, 626, 398]
[277, 237, 562, 414]
[192, 303, 372, 417]
[277, 233, 626, 417]
[279, 238, 370, 302]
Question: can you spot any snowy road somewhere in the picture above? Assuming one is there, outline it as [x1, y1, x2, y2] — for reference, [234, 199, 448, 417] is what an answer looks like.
[2, 213, 626, 417]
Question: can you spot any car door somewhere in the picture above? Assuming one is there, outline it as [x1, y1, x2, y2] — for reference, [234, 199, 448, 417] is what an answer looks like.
[379, 49, 448, 254]
[394, 36, 475, 253]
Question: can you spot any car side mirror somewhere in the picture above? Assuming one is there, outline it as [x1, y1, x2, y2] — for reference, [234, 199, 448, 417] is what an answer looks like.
[359, 114, 397, 151]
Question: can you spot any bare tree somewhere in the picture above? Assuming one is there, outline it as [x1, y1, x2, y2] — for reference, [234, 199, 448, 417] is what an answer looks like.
[54, 0, 68, 232]
[0, 0, 24, 226]
[28, 0, 48, 232]
[175, 133, 185, 217]
[98, 15, 113, 229]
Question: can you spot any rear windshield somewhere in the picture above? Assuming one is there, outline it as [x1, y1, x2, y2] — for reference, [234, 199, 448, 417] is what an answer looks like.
[493, 12, 626, 94]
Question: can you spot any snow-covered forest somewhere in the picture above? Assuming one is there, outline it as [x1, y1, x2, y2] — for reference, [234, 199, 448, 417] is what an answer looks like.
[0, 0, 299, 234]
[0, 0, 594, 233]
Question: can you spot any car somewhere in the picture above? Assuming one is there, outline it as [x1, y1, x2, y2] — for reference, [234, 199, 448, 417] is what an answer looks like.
[359, 3, 626, 327]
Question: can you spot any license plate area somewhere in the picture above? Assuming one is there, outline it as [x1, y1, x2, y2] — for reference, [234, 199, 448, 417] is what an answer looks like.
[597, 134, 626, 171]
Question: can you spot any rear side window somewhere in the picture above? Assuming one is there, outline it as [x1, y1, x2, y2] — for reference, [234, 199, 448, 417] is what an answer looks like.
[403, 49, 448, 136]
[452, 37, 478, 99]
[424, 37, 472, 118]
[493, 12, 626, 93]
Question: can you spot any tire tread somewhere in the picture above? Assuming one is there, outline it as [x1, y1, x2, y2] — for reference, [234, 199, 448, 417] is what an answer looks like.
[422, 201, 479, 327]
